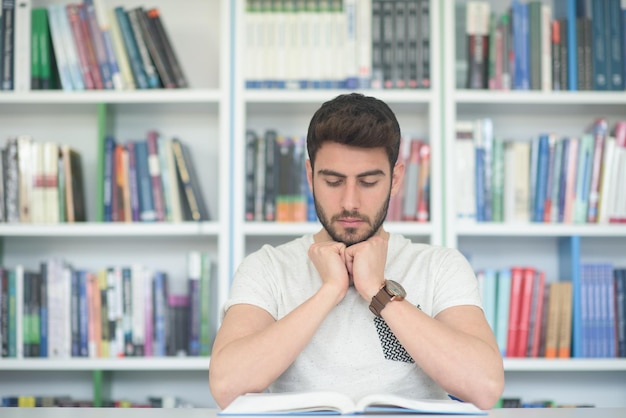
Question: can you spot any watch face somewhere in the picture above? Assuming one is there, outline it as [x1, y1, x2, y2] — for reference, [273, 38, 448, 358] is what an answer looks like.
[386, 280, 406, 298]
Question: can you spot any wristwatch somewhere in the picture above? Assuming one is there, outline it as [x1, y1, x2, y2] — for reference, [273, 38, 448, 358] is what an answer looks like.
[369, 279, 406, 317]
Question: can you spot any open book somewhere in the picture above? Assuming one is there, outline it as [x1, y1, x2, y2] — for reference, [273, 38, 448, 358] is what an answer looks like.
[219, 391, 487, 415]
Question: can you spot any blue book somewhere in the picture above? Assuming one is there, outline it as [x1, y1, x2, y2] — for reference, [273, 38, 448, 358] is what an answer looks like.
[70, 269, 79, 357]
[591, 0, 607, 90]
[554, 0, 578, 90]
[153, 271, 167, 357]
[602, 263, 616, 358]
[533, 135, 550, 222]
[557, 138, 570, 222]
[78, 270, 89, 357]
[474, 146, 486, 222]
[512, 0, 529, 90]
[103, 136, 116, 222]
[607, 0, 624, 90]
[134, 140, 156, 222]
[480, 269, 498, 333]
[495, 269, 512, 356]
[574, 134, 593, 223]
[114, 6, 148, 89]
[615, 269, 626, 357]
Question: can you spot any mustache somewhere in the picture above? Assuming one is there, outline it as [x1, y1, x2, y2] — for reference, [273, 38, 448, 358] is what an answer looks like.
[331, 211, 370, 223]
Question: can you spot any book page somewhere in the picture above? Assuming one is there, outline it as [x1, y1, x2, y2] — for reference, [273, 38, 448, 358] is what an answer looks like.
[356, 393, 486, 415]
[220, 391, 356, 415]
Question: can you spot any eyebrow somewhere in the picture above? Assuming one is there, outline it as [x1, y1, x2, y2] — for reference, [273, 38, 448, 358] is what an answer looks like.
[317, 169, 386, 178]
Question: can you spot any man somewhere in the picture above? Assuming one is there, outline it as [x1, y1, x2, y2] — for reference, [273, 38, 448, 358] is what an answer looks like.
[209, 93, 504, 410]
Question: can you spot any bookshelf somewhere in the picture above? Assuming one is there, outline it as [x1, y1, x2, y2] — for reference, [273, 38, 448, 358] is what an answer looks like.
[443, 0, 626, 408]
[1, 0, 626, 410]
[0, 0, 230, 408]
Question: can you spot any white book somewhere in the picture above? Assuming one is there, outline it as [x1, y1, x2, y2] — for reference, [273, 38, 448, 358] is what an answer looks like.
[17, 135, 33, 223]
[47, 4, 73, 90]
[131, 264, 146, 355]
[455, 121, 476, 223]
[343, 0, 357, 88]
[13, 0, 32, 91]
[56, 4, 85, 90]
[164, 138, 183, 222]
[284, 2, 300, 89]
[597, 137, 616, 223]
[42, 141, 60, 224]
[107, 7, 135, 89]
[93, 0, 123, 90]
[220, 391, 486, 416]
[30, 141, 45, 224]
[356, 0, 371, 88]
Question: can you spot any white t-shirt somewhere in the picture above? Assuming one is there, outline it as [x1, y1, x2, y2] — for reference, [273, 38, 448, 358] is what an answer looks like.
[223, 233, 482, 402]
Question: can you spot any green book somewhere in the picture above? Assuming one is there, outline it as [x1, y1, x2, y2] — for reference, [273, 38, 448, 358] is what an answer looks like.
[491, 137, 505, 222]
[31, 8, 42, 89]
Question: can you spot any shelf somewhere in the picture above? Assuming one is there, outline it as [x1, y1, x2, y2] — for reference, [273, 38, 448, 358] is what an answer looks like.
[0, 357, 210, 371]
[243, 89, 434, 104]
[504, 358, 626, 372]
[455, 223, 626, 237]
[454, 90, 626, 105]
[0, 89, 222, 104]
[0, 222, 221, 237]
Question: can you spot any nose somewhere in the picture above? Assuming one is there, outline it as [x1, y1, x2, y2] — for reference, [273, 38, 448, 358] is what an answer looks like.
[340, 179, 360, 211]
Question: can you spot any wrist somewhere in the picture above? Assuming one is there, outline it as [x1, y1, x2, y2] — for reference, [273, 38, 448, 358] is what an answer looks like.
[368, 279, 406, 317]
[318, 281, 347, 306]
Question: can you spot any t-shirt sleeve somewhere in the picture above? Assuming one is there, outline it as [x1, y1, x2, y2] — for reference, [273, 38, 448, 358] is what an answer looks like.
[431, 248, 482, 317]
[221, 247, 280, 320]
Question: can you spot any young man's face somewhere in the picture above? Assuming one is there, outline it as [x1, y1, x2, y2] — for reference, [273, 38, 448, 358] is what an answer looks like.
[307, 142, 404, 246]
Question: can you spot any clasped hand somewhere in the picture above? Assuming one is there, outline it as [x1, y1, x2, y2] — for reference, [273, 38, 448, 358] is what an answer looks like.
[308, 236, 388, 303]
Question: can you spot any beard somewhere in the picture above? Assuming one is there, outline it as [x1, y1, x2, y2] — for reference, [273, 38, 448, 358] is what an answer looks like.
[314, 192, 391, 247]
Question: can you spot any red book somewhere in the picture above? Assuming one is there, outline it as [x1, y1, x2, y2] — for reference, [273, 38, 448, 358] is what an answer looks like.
[506, 267, 524, 357]
[516, 267, 536, 357]
[146, 131, 166, 222]
[66, 4, 96, 89]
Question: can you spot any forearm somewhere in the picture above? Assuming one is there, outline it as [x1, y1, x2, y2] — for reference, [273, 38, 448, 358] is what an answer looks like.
[382, 301, 504, 409]
[210, 284, 342, 408]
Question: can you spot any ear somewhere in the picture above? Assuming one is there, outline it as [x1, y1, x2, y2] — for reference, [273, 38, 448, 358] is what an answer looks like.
[390, 161, 405, 197]
[305, 159, 313, 193]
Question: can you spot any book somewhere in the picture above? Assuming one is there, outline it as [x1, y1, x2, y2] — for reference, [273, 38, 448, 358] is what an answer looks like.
[172, 138, 210, 221]
[219, 392, 486, 416]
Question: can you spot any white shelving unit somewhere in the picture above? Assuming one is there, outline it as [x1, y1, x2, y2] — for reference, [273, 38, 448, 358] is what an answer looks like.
[230, 0, 442, 269]
[442, 0, 626, 407]
[2, 0, 625, 410]
[0, 0, 230, 408]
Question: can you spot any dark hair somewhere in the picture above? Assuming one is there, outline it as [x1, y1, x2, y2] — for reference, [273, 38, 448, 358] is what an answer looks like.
[306, 93, 401, 169]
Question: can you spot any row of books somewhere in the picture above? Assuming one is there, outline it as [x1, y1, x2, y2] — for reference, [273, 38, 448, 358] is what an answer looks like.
[494, 398, 595, 409]
[455, 117, 626, 224]
[1, 395, 192, 408]
[0, 0, 187, 91]
[387, 137, 430, 222]
[479, 264, 626, 358]
[244, 0, 430, 90]
[460, 0, 625, 91]
[0, 252, 214, 359]
[244, 129, 430, 223]
[103, 133, 209, 223]
[0, 136, 85, 224]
